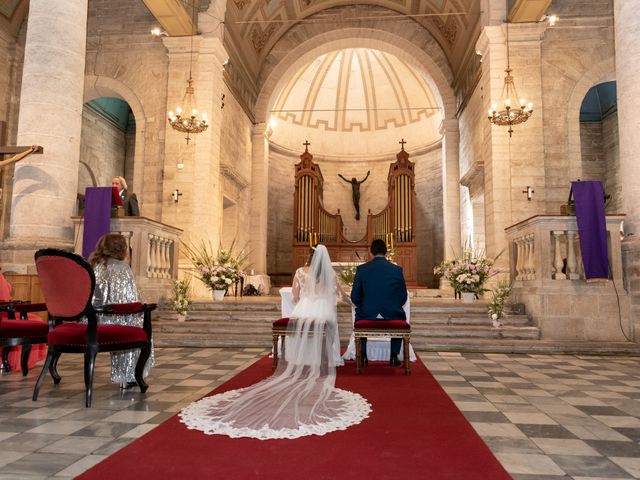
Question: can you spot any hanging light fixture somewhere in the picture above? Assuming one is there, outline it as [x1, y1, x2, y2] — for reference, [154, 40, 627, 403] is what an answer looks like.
[168, 0, 208, 144]
[487, 20, 533, 137]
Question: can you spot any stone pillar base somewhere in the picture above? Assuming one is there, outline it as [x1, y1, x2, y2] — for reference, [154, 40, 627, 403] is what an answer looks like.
[622, 236, 640, 341]
[0, 237, 74, 274]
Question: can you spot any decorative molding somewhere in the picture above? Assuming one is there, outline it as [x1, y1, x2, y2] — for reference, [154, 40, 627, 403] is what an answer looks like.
[220, 164, 250, 189]
[432, 15, 458, 46]
[250, 23, 277, 53]
[459, 161, 485, 199]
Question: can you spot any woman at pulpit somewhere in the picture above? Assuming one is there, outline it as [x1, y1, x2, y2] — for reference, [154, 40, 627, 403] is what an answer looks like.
[89, 234, 154, 388]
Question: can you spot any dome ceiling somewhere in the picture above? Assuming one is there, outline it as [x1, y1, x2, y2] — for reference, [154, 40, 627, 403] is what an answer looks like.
[272, 48, 440, 132]
[268, 48, 443, 157]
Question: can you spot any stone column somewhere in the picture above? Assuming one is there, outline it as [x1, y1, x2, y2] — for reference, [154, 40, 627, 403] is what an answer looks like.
[249, 124, 269, 280]
[1, 0, 88, 272]
[615, 1, 640, 340]
[441, 119, 461, 259]
[477, 23, 545, 272]
[161, 34, 227, 299]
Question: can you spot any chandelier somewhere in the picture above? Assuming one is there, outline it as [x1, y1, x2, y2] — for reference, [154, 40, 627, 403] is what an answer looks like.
[167, 1, 208, 144]
[488, 21, 533, 137]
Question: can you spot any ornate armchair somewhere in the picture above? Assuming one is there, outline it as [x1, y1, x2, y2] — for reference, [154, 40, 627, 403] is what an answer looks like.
[32, 249, 156, 407]
[0, 301, 48, 375]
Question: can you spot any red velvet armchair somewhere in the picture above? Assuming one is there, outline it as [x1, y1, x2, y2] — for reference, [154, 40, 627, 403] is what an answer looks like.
[32, 249, 156, 408]
[0, 301, 49, 375]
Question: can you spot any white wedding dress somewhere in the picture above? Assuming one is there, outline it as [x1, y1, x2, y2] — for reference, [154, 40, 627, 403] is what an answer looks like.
[179, 245, 371, 440]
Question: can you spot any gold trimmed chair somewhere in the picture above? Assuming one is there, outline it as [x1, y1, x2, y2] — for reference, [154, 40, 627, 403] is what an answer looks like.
[354, 320, 411, 375]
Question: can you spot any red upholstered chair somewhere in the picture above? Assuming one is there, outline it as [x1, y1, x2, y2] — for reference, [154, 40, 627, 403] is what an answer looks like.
[0, 301, 49, 375]
[354, 320, 412, 375]
[271, 317, 290, 370]
[32, 249, 156, 408]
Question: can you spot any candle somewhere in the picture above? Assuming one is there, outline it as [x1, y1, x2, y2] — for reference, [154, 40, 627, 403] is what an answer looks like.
[314, 233, 318, 245]
[391, 233, 394, 249]
[309, 233, 313, 248]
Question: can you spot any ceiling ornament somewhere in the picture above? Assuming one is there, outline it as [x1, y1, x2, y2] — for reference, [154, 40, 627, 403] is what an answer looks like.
[167, 0, 208, 144]
[487, 21, 533, 137]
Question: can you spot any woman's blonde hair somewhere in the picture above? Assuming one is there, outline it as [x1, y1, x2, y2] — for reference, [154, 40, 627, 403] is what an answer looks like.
[89, 234, 128, 266]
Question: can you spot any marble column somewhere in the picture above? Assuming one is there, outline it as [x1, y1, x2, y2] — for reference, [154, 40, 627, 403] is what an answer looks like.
[615, 0, 640, 340]
[615, 1, 640, 236]
[441, 119, 461, 259]
[249, 124, 269, 277]
[2, 0, 88, 272]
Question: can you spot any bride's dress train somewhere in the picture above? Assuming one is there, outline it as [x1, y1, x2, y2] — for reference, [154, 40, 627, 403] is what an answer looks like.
[179, 245, 371, 440]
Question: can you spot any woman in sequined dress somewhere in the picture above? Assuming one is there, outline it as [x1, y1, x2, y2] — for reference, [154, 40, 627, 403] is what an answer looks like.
[89, 234, 154, 388]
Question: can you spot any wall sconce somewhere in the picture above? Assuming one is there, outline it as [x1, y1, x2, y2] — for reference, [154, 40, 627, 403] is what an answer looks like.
[522, 186, 534, 201]
[150, 27, 168, 37]
[171, 189, 183, 203]
[541, 14, 558, 26]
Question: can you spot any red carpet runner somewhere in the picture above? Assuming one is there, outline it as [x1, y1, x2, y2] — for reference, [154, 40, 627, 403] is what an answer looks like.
[78, 356, 511, 480]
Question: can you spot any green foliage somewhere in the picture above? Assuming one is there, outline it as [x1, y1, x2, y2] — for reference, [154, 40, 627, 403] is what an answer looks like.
[488, 280, 512, 321]
[434, 241, 502, 295]
[338, 264, 358, 287]
[182, 239, 250, 291]
[171, 278, 191, 315]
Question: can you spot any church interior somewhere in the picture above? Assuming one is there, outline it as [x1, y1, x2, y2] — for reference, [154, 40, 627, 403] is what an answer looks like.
[1, 0, 640, 478]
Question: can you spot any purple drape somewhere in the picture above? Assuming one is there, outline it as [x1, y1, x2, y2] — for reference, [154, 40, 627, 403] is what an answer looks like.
[82, 187, 113, 259]
[571, 180, 609, 281]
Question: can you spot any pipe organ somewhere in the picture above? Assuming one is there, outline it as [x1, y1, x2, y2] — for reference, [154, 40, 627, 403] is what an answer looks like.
[292, 145, 417, 284]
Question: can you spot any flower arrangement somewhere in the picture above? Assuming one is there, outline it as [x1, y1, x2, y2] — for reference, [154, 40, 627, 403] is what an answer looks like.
[338, 264, 358, 287]
[171, 278, 191, 315]
[434, 244, 501, 296]
[182, 240, 249, 292]
[488, 281, 512, 327]
[386, 248, 397, 264]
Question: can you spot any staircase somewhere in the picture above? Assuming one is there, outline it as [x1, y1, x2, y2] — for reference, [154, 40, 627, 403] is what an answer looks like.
[153, 296, 542, 351]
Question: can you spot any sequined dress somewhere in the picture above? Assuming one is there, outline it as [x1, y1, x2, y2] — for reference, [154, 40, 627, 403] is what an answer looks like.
[92, 259, 154, 383]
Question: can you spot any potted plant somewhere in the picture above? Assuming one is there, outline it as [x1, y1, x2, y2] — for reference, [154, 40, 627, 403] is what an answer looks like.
[182, 240, 248, 300]
[487, 281, 512, 327]
[434, 244, 501, 302]
[338, 263, 358, 290]
[171, 278, 191, 321]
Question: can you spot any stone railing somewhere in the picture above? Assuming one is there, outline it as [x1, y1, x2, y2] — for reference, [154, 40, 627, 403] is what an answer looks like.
[505, 215, 630, 342]
[72, 216, 183, 303]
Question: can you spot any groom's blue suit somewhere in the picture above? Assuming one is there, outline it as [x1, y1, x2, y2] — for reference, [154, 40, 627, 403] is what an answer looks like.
[351, 256, 408, 356]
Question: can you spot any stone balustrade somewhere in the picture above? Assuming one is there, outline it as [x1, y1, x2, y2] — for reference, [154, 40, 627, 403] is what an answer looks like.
[505, 215, 631, 341]
[72, 216, 183, 303]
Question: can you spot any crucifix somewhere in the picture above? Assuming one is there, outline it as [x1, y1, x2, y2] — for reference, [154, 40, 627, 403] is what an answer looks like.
[303, 140, 310, 152]
[399, 138, 407, 151]
[0, 145, 43, 168]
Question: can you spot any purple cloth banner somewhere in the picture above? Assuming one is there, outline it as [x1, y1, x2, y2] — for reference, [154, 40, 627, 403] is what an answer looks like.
[571, 180, 609, 281]
[82, 187, 113, 259]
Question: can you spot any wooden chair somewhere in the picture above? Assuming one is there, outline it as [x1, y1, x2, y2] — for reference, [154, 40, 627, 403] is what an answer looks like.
[354, 320, 411, 375]
[0, 301, 48, 375]
[32, 248, 156, 407]
[271, 317, 289, 371]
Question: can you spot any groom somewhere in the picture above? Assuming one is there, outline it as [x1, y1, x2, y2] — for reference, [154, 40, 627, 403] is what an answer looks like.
[351, 239, 408, 366]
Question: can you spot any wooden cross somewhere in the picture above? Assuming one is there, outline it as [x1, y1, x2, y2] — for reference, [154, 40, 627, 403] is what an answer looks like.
[303, 140, 310, 151]
[399, 138, 407, 150]
[0, 145, 43, 168]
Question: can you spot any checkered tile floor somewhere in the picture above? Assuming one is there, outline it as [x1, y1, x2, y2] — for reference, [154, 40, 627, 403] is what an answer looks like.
[1, 349, 639, 479]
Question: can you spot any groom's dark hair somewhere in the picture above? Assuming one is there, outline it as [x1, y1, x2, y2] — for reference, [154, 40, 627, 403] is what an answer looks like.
[370, 239, 387, 256]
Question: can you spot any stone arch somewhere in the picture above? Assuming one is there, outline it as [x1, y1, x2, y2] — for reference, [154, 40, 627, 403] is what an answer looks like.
[566, 57, 616, 181]
[254, 6, 456, 124]
[83, 75, 147, 201]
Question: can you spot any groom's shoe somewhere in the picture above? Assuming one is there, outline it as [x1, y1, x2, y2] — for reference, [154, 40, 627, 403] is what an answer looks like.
[362, 354, 369, 366]
[389, 354, 401, 367]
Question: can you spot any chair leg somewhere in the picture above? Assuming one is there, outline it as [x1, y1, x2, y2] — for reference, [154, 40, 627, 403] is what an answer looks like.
[50, 352, 62, 384]
[134, 345, 150, 394]
[33, 350, 54, 401]
[20, 343, 32, 376]
[355, 335, 362, 374]
[2, 347, 12, 373]
[403, 336, 411, 375]
[272, 334, 279, 371]
[84, 351, 97, 408]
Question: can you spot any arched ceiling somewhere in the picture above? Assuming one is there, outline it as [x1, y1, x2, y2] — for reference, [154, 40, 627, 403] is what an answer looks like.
[272, 48, 440, 132]
[268, 47, 443, 157]
[224, 0, 482, 82]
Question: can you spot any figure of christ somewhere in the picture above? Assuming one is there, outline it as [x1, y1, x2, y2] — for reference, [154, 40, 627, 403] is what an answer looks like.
[338, 170, 370, 220]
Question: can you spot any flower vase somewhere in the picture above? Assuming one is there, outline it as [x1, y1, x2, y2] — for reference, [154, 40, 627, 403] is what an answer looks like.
[213, 289, 226, 301]
[461, 292, 475, 303]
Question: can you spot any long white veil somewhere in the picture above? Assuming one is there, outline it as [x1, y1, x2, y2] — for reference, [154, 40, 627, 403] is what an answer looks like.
[179, 245, 370, 440]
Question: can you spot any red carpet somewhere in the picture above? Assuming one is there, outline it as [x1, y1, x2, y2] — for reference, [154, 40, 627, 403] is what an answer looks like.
[78, 356, 511, 480]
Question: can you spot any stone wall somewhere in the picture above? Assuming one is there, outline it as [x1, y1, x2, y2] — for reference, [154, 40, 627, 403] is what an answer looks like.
[85, 0, 170, 219]
[579, 121, 606, 181]
[77, 106, 127, 209]
[602, 112, 621, 212]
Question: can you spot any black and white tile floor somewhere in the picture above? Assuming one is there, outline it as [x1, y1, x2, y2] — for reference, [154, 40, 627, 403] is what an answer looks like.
[0, 348, 639, 479]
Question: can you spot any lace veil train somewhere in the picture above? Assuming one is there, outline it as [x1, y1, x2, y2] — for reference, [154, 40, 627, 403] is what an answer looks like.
[179, 245, 371, 440]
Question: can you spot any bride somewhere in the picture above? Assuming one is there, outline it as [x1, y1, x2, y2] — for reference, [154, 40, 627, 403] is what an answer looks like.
[179, 244, 371, 440]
